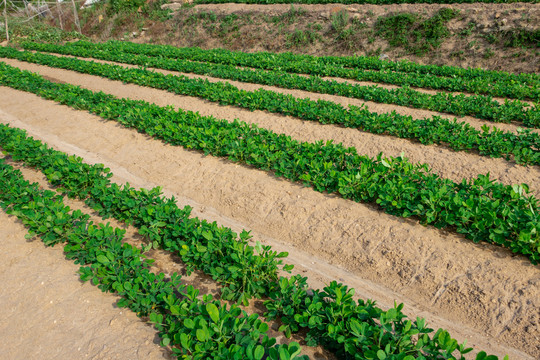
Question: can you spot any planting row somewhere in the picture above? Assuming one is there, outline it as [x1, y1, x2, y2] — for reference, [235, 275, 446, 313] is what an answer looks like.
[0, 158, 306, 360]
[21, 42, 540, 126]
[72, 41, 539, 86]
[1, 62, 538, 265]
[2, 50, 539, 167]
[0, 125, 500, 360]
[64, 40, 539, 101]
[0, 123, 287, 304]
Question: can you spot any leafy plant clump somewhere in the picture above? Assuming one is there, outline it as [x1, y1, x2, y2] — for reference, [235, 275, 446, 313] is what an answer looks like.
[501, 28, 540, 48]
[8, 45, 540, 167]
[25, 40, 540, 114]
[375, 8, 460, 55]
[69, 39, 540, 92]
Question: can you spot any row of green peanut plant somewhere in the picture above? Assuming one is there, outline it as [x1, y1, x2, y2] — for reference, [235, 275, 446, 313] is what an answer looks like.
[60, 40, 540, 101]
[0, 62, 538, 266]
[67, 40, 539, 87]
[1, 49, 539, 167]
[193, 0, 536, 5]
[0, 126, 504, 360]
[20, 41, 540, 126]
[0, 158, 306, 360]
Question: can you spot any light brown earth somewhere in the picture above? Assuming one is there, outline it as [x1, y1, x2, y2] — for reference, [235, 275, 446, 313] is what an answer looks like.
[2, 57, 539, 196]
[0, 211, 172, 360]
[0, 57, 539, 360]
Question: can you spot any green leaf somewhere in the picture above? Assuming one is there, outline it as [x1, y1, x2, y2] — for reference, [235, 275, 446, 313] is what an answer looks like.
[254, 345, 265, 360]
[196, 328, 208, 342]
[96, 254, 109, 264]
[202, 230, 213, 241]
[278, 346, 290, 360]
[184, 318, 195, 329]
[206, 303, 220, 323]
[162, 337, 170, 346]
[170, 305, 180, 316]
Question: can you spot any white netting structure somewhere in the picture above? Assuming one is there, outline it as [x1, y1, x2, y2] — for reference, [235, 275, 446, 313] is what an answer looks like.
[1, 0, 85, 42]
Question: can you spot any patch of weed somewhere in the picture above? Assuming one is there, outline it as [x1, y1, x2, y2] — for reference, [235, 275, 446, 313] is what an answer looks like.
[286, 29, 320, 48]
[459, 21, 476, 38]
[272, 5, 306, 25]
[503, 29, 539, 48]
[331, 10, 349, 33]
[375, 8, 459, 56]
[483, 47, 495, 59]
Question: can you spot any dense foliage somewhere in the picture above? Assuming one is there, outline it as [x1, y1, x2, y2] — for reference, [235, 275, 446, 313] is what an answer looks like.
[0, 125, 506, 359]
[2, 48, 539, 166]
[34, 40, 540, 100]
[0, 158, 306, 360]
[22, 41, 540, 125]
[76, 40, 540, 86]
[0, 62, 538, 265]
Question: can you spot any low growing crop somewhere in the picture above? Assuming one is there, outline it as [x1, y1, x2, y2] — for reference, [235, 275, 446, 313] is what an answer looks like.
[1, 48, 539, 166]
[76, 40, 539, 86]
[0, 127, 505, 359]
[0, 62, 538, 265]
[30, 39, 540, 100]
[0, 159, 306, 360]
[21, 41, 540, 123]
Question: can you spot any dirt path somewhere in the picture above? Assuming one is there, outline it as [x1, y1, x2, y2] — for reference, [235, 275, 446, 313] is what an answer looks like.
[4, 160, 334, 359]
[0, 86, 538, 359]
[0, 211, 171, 360]
[3, 58, 539, 197]
[190, 2, 540, 16]
[33, 53, 535, 135]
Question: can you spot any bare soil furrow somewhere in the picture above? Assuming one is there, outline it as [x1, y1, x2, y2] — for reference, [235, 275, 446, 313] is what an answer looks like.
[0, 86, 538, 359]
[4, 160, 333, 360]
[2, 58, 539, 198]
[0, 209, 170, 360]
[41, 52, 537, 135]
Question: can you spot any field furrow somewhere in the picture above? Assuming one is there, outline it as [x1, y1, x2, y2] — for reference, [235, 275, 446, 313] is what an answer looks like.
[44, 52, 539, 134]
[2, 58, 538, 197]
[20, 43, 539, 128]
[60, 40, 538, 102]
[2, 156, 334, 359]
[0, 85, 538, 358]
[0, 212, 172, 360]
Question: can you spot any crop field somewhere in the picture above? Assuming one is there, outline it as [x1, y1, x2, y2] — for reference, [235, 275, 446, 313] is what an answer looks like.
[0, 36, 538, 360]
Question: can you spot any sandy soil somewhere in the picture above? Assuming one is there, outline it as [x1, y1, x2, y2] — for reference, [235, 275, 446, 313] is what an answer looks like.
[2, 159, 334, 359]
[31, 53, 537, 135]
[189, 2, 540, 16]
[0, 81, 538, 360]
[2, 58, 539, 198]
[0, 210, 172, 360]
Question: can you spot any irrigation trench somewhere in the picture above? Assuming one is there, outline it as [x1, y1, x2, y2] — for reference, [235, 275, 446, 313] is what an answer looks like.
[0, 56, 538, 359]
